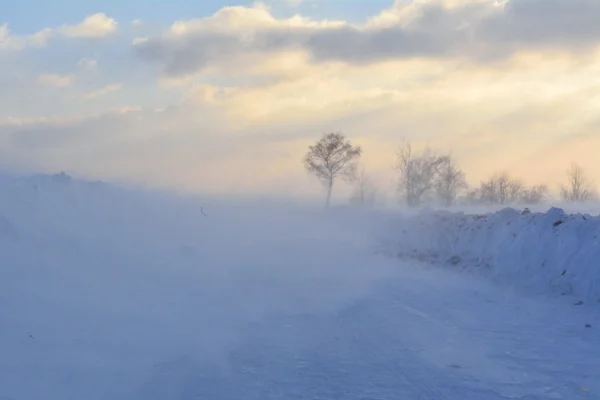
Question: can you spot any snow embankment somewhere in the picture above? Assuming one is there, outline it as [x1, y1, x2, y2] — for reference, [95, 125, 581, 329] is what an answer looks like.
[388, 207, 600, 302]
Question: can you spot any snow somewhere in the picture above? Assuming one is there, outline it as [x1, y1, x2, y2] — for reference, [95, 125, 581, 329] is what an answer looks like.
[1, 173, 599, 399]
[381, 205, 600, 302]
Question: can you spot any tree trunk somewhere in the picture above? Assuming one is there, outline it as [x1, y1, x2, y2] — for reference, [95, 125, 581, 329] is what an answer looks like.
[325, 179, 333, 208]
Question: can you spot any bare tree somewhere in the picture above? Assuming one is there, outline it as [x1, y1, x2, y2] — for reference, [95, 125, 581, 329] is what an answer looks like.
[467, 177, 547, 206]
[479, 173, 523, 204]
[520, 184, 548, 204]
[349, 164, 378, 207]
[435, 156, 468, 206]
[304, 132, 362, 208]
[463, 187, 484, 205]
[395, 138, 447, 207]
[560, 163, 598, 202]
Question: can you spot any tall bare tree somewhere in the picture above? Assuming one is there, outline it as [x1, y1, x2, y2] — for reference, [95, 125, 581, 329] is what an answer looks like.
[304, 132, 362, 208]
[479, 173, 523, 204]
[560, 163, 598, 202]
[463, 187, 484, 205]
[520, 184, 548, 204]
[395, 138, 447, 207]
[467, 178, 547, 206]
[435, 156, 468, 206]
[349, 164, 378, 207]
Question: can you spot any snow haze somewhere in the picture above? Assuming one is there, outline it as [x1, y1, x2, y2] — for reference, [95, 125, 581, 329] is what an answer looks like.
[1, 173, 600, 399]
[0, 174, 396, 398]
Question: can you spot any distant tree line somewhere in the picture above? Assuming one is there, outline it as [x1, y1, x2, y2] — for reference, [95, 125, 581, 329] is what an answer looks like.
[304, 133, 598, 208]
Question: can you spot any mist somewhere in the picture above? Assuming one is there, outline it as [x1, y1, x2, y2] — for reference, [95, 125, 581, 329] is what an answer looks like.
[0, 172, 404, 398]
[2, 170, 600, 399]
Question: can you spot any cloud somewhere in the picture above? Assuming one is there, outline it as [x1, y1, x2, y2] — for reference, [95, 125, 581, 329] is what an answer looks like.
[59, 13, 118, 38]
[84, 83, 122, 99]
[77, 58, 98, 70]
[37, 73, 74, 87]
[0, 23, 52, 51]
[285, 0, 303, 7]
[26, 28, 53, 47]
[0, 108, 139, 151]
[0, 101, 309, 194]
[1, 13, 117, 52]
[133, 0, 600, 77]
[132, 4, 345, 77]
[0, 24, 11, 49]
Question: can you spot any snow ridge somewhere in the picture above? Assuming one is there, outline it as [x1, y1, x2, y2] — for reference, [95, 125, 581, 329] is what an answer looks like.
[386, 206, 600, 302]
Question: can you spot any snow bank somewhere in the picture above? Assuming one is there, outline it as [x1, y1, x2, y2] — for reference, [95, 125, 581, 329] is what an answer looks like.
[386, 206, 600, 302]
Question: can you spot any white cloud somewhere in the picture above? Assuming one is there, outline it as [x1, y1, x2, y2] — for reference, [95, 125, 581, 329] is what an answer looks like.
[132, 19, 143, 27]
[83, 83, 122, 99]
[132, 37, 148, 45]
[0, 23, 10, 48]
[134, 0, 600, 78]
[1, 12, 117, 52]
[165, 4, 344, 35]
[37, 73, 74, 87]
[0, 23, 53, 51]
[59, 13, 118, 38]
[25, 28, 53, 47]
[77, 58, 98, 70]
[285, 0, 303, 7]
[133, 4, 346, 77]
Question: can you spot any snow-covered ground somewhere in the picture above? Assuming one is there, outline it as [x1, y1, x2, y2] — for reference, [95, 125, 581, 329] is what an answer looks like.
[1, 173, 599, 399]
[379, 205, 600, 303]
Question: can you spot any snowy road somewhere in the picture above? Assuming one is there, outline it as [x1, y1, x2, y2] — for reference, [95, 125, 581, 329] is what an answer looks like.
[4, 255, 600, 400]
[137, 262, 600, 400]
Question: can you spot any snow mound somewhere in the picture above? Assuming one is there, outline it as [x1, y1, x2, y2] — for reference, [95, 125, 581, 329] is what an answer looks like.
[388, 207, 600, 302]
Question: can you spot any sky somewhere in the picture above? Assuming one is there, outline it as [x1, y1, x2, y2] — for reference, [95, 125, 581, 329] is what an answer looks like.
[1, 0, 600, 199]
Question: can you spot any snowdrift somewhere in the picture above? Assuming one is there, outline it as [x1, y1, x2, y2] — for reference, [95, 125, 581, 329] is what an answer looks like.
[386, 206, 600, 302]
